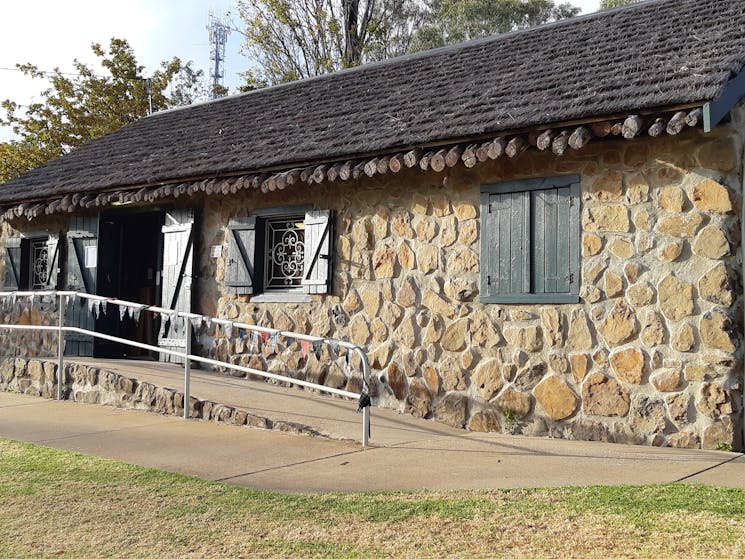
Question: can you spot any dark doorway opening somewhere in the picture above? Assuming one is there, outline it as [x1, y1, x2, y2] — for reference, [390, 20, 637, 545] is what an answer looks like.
[94, 210, 164, 358]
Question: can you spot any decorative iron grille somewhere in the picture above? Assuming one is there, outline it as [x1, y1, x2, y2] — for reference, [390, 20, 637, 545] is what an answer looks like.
[264, 217, 305, 289]
[30, 239, 49, 289]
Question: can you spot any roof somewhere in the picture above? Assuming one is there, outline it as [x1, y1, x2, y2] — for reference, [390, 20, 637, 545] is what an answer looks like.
[2, 0, 745, 206]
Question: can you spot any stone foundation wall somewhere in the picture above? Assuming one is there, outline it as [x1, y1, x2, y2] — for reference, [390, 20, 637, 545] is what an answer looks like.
[0, 299, 59, 358]
[0, 357, 321, 435]
[200, 126, 744, 451]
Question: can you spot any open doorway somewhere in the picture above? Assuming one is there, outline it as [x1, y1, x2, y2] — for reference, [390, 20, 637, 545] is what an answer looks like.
[94, 210, 164, 358]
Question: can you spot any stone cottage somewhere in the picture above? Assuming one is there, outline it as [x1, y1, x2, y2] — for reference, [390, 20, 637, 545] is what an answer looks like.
[1, 0, 743, 450]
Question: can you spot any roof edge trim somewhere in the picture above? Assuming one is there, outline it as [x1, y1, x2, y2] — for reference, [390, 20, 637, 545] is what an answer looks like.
[704, 68, 745, 132]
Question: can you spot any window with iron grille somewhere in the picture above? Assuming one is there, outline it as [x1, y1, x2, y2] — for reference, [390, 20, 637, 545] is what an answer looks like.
[225, 207, 333, 300]
[3, 235, 59, 291]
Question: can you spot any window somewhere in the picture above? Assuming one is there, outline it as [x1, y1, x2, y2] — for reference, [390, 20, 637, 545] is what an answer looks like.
[480, 175, 580, 304]
[225, 207, 333, 300]
[3, 234, 59, 291]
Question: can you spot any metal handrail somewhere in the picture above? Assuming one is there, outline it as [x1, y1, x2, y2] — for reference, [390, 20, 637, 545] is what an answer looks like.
[0, 290, 372, 446]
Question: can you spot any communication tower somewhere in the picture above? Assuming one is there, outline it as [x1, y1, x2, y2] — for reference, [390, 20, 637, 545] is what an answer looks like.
[206, 11, 231, 99]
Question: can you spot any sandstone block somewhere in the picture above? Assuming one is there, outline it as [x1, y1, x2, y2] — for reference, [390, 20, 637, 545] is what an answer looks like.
[582, 373, 630, 417]
[604, 270, 624, 298]
[658, 275, 694, 322]
[696, 383, 731, 419]
[609, 347, 644, 384]
[693, 179, 733, 213]
[583, 234, 603, 256]
[372, 243, 397, 278]
[494, 387, 532, 418]
[392, 211, 414, 238]
[440, 216, 457, 246]
[693, 225, 730, 259]
[468, 409, 501, 432]
[414, 216, 438, 241]
[569, 353, 590, 383]
[433, 393, 468, 428]
[431, 195, 453, 217]
[348, 314, 371, 346]
[472, 359, 505, 401]
[548, 352, 569, 374]
[386, 363, 407, 400]
[514, 362, 547, 391]
[657, 186, 685, 212]
[535, 376, 579, 421]
[634, 208, 652, 230]
[470, 311, 502, 348]
[406, 378, 431, 418]
[417, 244, 439, 274]
[629, 396, 666, 436]
[658, 241, 684, 262]
[504, 325, 543, 352]
[583, 205, 629, 232]
[640, 310, 666, 347]
[700, 310, 736, 353]
[567, 309, 593, 350]
[441, 319, 470, 352]
[650, 368, 682, 392]
[666, 393, 691, 425]
[671, 323, 695, 352]
[668, 432, 700, 449]
[698, 263, 734, 307]
[454, 202, 478, 220]
[624, 262, 642, 283]
[627, 282, 655, 307]
[625, 172, 649, 204]
[598, 300, 638, 345]
[422, 365, 440, 394]
[702, 420, 735, 450]
[381, 302, 404, 327]
[458, 221, 479, 245]
[446, 247, 479, 273]
[398, 242, 415, 271]
[610, 238, 634, 259]
[591, 170, 623, 201]
[655, 213, 703, 238]
[540, 308, 563, 347]
[696, 137, 737, 172]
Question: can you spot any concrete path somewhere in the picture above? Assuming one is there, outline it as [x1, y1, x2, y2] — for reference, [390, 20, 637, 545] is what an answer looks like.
[1, 389, 743, 492]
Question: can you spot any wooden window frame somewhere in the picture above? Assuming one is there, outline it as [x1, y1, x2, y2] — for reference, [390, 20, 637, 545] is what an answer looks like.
[480, 175, 580, 304]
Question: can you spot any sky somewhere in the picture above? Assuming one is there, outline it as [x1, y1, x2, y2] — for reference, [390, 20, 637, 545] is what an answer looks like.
[0, 0, 602, 142]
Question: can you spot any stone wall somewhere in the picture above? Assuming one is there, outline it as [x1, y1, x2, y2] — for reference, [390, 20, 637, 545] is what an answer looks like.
[201, 125, 743, 451]
[0, 357, 322, 435]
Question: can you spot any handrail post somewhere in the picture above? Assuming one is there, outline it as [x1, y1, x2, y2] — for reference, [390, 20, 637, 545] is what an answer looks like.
[56, 293, 66, 401]
[183, 319, 191, 419]
[357, 347, 371, 447]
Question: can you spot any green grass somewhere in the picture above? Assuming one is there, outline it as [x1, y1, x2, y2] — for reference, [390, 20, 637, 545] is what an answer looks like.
[1, 437, 744, 558]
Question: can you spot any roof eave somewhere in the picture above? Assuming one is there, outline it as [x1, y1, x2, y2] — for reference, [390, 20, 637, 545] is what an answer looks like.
[704, 67, 745, 132]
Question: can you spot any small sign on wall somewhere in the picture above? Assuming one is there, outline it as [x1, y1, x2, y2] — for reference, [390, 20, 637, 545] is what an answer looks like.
[211, 245, 223, 258]
[84, 246, 97, 269]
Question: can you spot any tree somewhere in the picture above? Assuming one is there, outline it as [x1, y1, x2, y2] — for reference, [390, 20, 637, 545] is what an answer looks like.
[236, 0, 580, 89]
[1, 38, 206, 183]
[235, 0, 426, 88]
[410, 0, 581, 52]
[600, 0, 641, 8]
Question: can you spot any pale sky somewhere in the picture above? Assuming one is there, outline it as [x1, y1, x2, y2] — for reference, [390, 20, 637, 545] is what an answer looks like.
[0, 0, 602, 142]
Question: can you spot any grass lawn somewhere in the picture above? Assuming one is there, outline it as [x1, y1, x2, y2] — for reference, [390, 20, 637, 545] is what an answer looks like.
[1, 438, 744, 558]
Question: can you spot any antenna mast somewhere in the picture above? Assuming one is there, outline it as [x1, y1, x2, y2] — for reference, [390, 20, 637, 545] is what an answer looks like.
[206, 10, 231, 99]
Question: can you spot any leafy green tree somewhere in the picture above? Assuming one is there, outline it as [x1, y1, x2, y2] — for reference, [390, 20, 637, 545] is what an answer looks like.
[1, 38, 206, 183]
[410, 0, 581, 52]
[600, 0, 640, 8]
[236, 0, 426, 88]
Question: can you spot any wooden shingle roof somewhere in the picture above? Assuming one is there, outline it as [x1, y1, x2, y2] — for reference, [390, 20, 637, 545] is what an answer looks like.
[2, 0, 745, 208]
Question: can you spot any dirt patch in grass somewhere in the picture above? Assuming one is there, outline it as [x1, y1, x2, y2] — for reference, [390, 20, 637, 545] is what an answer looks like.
[1, 438, 744, 558]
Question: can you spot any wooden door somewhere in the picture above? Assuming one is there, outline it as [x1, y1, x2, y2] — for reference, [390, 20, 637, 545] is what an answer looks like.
[158, 209, 195, 363]
[64, 216, 99, 356]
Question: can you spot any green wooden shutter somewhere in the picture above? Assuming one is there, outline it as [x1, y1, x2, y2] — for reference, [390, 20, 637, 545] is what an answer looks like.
[65, 216, 99, 357]
[532, 182, 579, 295]
[482, 191, 530, 298]
[226, 217, 257, 295]
[3, 237, 21, 290]
[302, 209, 332, 295]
